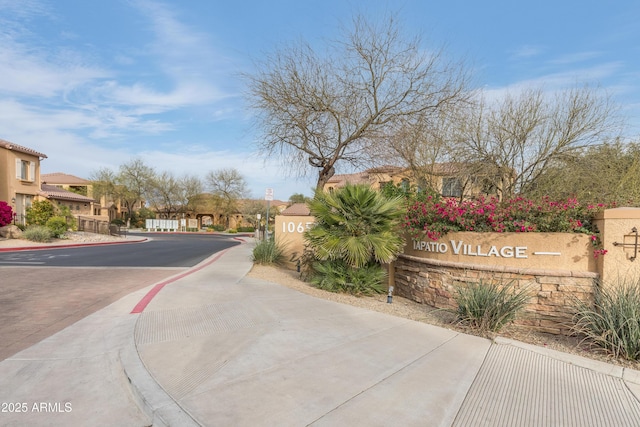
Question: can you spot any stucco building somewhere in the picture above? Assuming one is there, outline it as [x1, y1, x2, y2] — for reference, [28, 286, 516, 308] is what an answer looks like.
[0, 139, 48, 223]
[324, 163, 509, 200]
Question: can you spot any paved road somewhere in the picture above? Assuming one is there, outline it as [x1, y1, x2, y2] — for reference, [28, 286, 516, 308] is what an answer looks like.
[0, 233, 240, 267]
[0, 234, 241, 361]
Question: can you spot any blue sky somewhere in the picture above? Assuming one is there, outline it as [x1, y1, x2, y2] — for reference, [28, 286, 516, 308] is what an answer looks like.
[1, 0, 639, 200]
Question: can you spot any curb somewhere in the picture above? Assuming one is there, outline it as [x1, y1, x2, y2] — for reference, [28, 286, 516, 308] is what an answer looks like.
[0, 238, 148, 252]
[120, 333, 200, 427]
[121, 241, 249, 426]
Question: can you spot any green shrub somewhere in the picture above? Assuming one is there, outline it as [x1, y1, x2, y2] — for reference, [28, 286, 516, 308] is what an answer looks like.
[572, 279, 640, 361]
[227, 228, 238, 234]
[23, 225, 54, 242]
[310, 260, 386, 295]
[46, 216, 69, 238]
[452, 280, 530, 333]
[252, 238, 285, 265]
[26, 200, 55, 226]
[237, 226, 255, 232]
[209, 224, 225, 232]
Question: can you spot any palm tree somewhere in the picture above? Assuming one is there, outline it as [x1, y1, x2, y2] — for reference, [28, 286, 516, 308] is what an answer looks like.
[304, 184, 405, 294]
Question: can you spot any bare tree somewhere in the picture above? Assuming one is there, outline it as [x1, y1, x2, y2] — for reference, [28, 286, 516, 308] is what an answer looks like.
[453, 86, 622, 200]
[90, 159, 155, 220]
[89, 167, 118, 202]
[117, 158, 155, 218]
[387, 106, 465, 192]
[147, 171, 181, 218]
[246, 14, 470, 191]
[205, 168, 248, 228]
[180, 175, 204, 214]
[147, 172, 204, 218]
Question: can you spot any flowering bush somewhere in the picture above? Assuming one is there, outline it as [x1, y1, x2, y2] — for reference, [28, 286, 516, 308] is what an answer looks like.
[403, 195, 613, 256]
[0, 201, 13, 227]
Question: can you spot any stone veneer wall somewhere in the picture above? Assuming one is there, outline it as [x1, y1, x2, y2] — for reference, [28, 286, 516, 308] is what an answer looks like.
[394, 254, 598, 335]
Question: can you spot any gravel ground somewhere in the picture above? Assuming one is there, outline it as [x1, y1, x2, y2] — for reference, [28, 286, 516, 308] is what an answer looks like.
[0, 231, 131, 247]
[247, 263, 640, 372]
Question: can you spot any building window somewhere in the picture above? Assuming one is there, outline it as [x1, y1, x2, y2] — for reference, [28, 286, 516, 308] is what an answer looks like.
[15, 159, 35, 182]
[442, 177, 462, 198]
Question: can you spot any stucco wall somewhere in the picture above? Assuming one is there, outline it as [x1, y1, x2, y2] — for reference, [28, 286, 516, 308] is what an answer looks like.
[404, 231, 595, 272]
[594, 208, 640, 288]
[275, 214, 315, 269]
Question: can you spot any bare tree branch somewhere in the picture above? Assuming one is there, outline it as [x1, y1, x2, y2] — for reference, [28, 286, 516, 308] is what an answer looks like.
[246, 13, 471, 191]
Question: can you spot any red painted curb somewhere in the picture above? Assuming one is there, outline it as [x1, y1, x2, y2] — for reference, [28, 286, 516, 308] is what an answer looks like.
[130, 242, 242, 314]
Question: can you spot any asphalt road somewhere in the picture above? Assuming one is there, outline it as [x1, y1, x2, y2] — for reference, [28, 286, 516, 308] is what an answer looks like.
[0, 233, 243, 360]
[0, 233, 241, 267]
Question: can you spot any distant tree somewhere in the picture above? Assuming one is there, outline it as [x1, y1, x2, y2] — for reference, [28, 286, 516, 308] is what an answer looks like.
[90, 158, 155, 220]
[117, 158, 155, 219]
[387, 107, 463, 193]
[288, 193, 309, 205]
[205, 168, 248, 228]
[528, 140, 640, 205]
[246, 13, 470, 191]
[453, 86, 621, 200]
[241, 199, 273, 229]
[90, 167, 118, 202]
[179, 175, 204, 214]
[147, 171, 181, 218]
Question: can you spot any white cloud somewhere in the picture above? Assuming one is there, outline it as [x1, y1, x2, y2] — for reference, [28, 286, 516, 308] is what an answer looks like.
[509, 45, 544, 59]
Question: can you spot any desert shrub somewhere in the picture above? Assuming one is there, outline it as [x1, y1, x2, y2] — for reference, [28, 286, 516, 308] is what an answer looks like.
[23, 225, 54, 242]
[572, 279, 640, 361]
[452, 279, 530, 333]
[252, 238, 285, 265]
[309, 260, 386, 295]
[0, 201, 13, 226]
[26, 200, 55, 226]
[46, 216, 69, 238]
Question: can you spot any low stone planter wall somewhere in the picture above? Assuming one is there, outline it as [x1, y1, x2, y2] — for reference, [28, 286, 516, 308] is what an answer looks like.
[394, 232, 599, 335]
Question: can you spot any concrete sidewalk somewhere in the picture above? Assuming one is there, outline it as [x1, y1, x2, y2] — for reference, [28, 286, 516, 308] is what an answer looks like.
[2, 240, 640, 426]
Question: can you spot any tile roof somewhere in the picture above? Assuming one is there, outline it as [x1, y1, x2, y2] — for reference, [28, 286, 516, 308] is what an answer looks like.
[281, 203, 311, 216]
[0, 138, 48, 158]
[326, 172, 370, 185]
[39, 184, 96, 203]
[41, 172, 90, 185]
